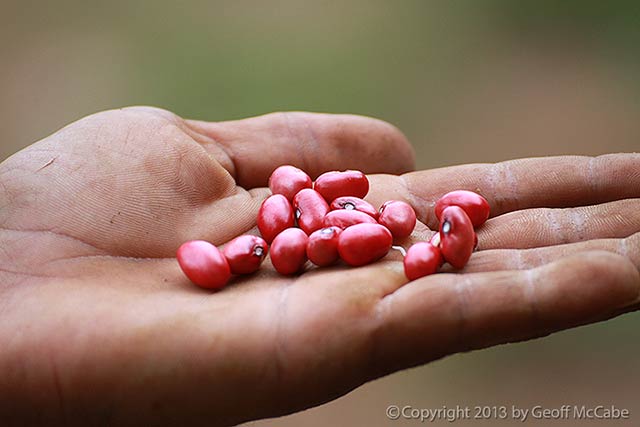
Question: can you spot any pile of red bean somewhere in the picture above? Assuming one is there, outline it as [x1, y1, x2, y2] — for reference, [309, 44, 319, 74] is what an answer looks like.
[177, 165, 490, 290]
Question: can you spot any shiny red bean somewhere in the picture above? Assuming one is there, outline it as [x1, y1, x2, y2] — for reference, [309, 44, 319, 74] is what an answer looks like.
[439, 205, 475, 269]
[314, 170, 369, 202]
[435, 190, 490, 227]
[338, 223, 393, 266]
[378, 200, 417, 239]
[223, 235, 268, 275]
[323, 209, 377, 229]
[403, 242, 443, 280]
[306, 227, 342, 267]
[269, 165, 313, 201]
[177, 241, 231, 290]
[270, 228, 309, 275]
[258, 194, 294, 243]
[293, 188, 329, 235]
[330, 196, 378, 219]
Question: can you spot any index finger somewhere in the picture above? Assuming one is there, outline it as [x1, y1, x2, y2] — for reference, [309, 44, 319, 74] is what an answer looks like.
[367, 154, 640, 229]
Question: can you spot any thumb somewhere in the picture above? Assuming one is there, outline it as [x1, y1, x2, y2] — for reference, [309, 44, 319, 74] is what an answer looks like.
[185, 111, 415, 189]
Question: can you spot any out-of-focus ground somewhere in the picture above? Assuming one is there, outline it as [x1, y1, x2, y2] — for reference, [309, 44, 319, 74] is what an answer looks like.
[1, 1, 638, 426]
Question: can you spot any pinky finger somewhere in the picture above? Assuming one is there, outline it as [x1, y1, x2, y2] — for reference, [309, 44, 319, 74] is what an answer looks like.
[369, 251, 640, 378]
[459, 231, 640, 273]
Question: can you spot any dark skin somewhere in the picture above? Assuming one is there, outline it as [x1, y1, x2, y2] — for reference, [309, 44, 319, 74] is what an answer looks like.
[0, 106, 638, 426]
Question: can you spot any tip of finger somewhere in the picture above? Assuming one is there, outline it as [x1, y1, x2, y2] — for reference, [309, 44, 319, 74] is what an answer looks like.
[316, 113, 416, 175]
[541, 250, 640, 309]
[369, 118, 416, 174]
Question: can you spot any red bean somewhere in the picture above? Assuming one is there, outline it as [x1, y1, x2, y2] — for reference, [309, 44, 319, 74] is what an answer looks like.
[338, 223, 392, 266]
[293, 188, 329, 235]
[270, 228, 309, 275]
[223, 235, 268, 275]
[435, 190, 490, 227]
[258, 194, 294, 243]
[314, 170, 369, 202]
[269, 165, 313, 201]
[177, 241, 231, 290]
[323, 209, 377, 229]
[403, 242, 443, 280]
[378, 200, 417, 239]
[306, 227, 342, 267]
[330, 196, 378, 219]
[439, 205, 475, 269]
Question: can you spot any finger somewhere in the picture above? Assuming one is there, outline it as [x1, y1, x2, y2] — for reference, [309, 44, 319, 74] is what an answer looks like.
[458, 231, 640, 273]
[477, 198, 640, 250]
[367, 154, 640, 229]
[185, 112, 415, 189]
[369, 251, 640, 377]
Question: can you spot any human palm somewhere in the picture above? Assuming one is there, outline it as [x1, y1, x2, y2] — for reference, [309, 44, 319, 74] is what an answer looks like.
[0, 107, 638, 426]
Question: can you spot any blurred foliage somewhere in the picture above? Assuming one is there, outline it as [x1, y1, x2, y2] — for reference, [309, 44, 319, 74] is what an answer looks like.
[489, 0, 640, 38]
[2, 1, 640, 163]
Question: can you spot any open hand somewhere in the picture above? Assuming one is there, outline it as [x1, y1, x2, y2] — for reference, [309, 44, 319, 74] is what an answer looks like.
[0, 107, 638, 426]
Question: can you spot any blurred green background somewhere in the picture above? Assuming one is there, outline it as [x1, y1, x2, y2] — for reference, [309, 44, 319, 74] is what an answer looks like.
[1, 1, 639, 426]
